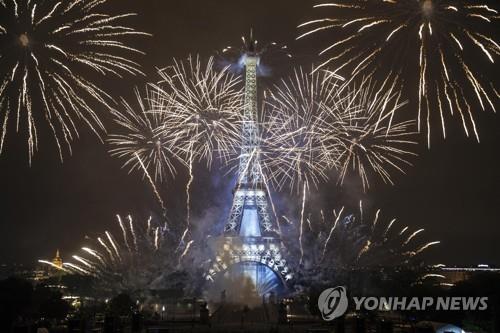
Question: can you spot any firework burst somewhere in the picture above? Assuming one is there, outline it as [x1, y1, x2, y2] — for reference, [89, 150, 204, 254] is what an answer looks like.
[298, 0, 499, 146]
[283, 202, 440, 271]
[108, 89, 185, 214]
[0, 0, 149, 162]
[40, 215, 192, 294]
[150, 55, 244, 167]
[263, 69, 417, 192]
[108, 88, 183, 183]
[262, 67, 346, 192]
[328, 78, 418, 191]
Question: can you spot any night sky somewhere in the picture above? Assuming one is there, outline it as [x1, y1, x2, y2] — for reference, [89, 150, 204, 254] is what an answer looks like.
[0, 0, 498, 266]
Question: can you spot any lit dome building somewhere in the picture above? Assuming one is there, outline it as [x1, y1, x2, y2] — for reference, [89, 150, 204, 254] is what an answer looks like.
[52, 249, 63, 270]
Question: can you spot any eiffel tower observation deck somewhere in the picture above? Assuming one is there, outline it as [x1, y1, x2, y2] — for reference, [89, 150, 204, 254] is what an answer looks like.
[205, 33, 292, 300]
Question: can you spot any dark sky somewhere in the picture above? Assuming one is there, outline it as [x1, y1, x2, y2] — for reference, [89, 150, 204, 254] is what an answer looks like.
[0, 0, 499, 266]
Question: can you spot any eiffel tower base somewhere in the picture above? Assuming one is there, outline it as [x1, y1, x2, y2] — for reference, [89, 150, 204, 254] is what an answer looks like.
[204, 235, 291, 303]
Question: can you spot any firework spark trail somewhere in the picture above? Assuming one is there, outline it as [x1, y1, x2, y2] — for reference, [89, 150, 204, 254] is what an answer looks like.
[117, 215, 131, 253]
[82, 247, 106, 266]
[154, 227, 159, 251]
[178, 240, 194, 266]
[282, 216, 293, 225]
[404, 228, 425, 245]
[147, 216, 152, 234]
[180, 151, 194, 247]
[383, 219, 397, 237]
[134, 152, 167, 215]
[97, 237, 115, 263]
[299, 185, 306, 265]
[63, 262, 91, 275]
[306, 216, 313, 231]
[356, 240, 372, 261]
[0, 0, 149, 161]
[299, 0, 499, 144]
[421, 273, 445, 280]
[372, 209, 380, 230]
[72, 255, 95, 270]
[177, 228, 189, 252]
[359, 200, 363, 223]
[321, 206, 344, 261]
[38, 260, 69, 273]
[414, 241, 441, 256]
[128, 215, 138, 252]
[105, 231, 121, 262]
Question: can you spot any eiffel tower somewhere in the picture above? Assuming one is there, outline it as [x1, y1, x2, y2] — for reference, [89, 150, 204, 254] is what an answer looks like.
[205, 33, 292, 297]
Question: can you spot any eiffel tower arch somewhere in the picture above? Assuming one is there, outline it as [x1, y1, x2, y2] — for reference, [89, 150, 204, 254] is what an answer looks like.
[205, 36, 292, 298]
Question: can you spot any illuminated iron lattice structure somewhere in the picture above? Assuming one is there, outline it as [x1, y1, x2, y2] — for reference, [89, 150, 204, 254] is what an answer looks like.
[206, 37, 292, 296]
